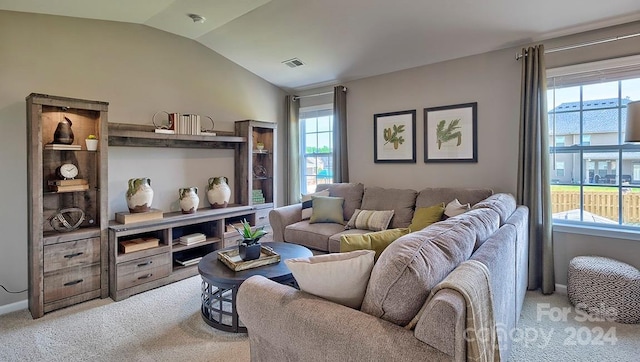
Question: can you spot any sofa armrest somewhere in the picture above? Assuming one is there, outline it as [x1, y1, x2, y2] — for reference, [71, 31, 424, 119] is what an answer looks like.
[269, 204, 302, 241]
[237, 276, 453, 361]
[414, 289, 466, 361]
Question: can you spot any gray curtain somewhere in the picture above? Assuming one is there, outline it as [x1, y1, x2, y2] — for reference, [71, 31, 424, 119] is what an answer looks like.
[333, 86, 349, 182]
[517, 45, 555, 294]
[285, 95, 300, 205]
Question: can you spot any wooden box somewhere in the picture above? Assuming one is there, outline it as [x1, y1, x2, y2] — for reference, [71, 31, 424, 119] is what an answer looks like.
[119, 237, 160, 253]
[115, 209, 163, 224]
[217, 246, 280, 271]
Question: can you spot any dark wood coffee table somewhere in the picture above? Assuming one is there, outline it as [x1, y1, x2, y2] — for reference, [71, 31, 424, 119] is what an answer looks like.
[198, 242, 312, 333]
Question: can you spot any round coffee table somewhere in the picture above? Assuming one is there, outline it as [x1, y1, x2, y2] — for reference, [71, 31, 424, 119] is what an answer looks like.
[198, 242, 312, 333]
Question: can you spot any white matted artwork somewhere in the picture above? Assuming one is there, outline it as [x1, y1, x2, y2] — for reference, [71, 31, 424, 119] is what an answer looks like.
[424, 102, 477, 163]
[373, 109, 416, 163]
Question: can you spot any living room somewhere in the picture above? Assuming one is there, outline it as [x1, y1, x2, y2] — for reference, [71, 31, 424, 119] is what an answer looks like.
[1, 1, 640, 361]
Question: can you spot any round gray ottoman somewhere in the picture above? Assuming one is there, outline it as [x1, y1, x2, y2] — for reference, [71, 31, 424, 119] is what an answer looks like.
[567, 256, 640, 324]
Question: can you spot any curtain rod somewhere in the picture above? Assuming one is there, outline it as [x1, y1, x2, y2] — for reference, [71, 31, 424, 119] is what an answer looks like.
[515, 32, 640, 60]
[293, 87, 347, 101]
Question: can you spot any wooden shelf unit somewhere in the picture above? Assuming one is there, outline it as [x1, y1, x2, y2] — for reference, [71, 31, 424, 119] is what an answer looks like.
[108, 206, 261, 301]
[26, 93, 109, 318]
[108, 123, 245, 148]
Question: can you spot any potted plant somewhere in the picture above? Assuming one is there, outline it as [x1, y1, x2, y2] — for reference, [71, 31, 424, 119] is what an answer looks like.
[230, 219, 267, 261]
[85, 134, 98, 151]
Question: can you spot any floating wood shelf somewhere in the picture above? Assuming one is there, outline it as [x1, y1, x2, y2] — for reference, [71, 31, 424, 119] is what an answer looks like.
[108, 123, 246, 149]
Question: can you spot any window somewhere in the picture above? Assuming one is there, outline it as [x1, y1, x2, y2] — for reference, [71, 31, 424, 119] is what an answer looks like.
[547, 55, 640, 228]
[300, 106, 333, 194]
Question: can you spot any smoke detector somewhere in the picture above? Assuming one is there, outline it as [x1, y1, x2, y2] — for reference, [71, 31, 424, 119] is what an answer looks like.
[188, 14, 206, 23]
[282, 58, 305, 68]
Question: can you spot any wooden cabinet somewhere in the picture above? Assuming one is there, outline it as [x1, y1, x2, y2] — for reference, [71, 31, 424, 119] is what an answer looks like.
[26, 93, 109, 318]
[235, 120, 277, 214]
[108, 206, 260, 300]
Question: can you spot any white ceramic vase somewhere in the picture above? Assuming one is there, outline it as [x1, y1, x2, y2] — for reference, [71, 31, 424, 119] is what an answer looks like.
[207, 176, 231, 208]
[85, 138, 98, 151]
[179, 187, 199, 214]
[126, 178, 154, 213]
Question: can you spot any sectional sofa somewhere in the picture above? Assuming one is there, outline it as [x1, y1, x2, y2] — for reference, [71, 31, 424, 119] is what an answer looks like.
[237, 183, 529, 361]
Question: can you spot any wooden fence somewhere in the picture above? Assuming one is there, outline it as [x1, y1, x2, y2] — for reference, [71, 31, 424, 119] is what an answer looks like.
[551, 190, 640, 223]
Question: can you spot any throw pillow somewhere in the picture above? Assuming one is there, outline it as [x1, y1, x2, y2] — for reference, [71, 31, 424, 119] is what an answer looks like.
[340, 228, 411, 261]
[284, 250, 375, 309]
[444, 198, 470, 218]
[301, 189, 330, 220]
[345, 209, 395, 231]
[309, 196, 345, 224]
[408, 203, 445, 231]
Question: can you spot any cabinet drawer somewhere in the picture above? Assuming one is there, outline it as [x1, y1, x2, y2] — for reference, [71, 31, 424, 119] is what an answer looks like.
[254, 208, 272, 227]
[44, 264, 101, 303]
[44, 237, 101, 273]
[116, 253, 171, 290]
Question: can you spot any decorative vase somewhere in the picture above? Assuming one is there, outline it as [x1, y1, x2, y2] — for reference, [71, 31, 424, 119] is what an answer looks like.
[179, 187, 199, 214]
[53, 116, 74, 145]
[256, 142, 265, 151]
[126, 178, 154, 213]
[238, 242, 261, 261]
[207, 176, 231, 208]
[85, 138, 98, 151]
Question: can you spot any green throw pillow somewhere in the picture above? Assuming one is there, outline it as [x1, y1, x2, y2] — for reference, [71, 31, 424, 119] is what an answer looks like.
[340, 228, 411, 261]
[409, 203, 445, 232]
[309, 196, 345, 224]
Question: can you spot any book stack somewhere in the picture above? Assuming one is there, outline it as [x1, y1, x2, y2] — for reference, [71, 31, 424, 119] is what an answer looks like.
[252, 189, 265, 204]
[167, 113, 205, 136]
[179, 233, 206, 246]
[115, 209, 163, 224]
[44, 143, 81, 150]
[175, 256, 202, 266]
[119, 237, 159, 253]
[48, 178, 89, 192]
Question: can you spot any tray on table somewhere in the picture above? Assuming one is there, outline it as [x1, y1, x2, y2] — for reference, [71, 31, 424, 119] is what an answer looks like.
[217, 245, 281, 271]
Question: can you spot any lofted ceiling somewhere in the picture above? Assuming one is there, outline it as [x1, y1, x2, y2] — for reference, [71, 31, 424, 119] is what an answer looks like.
[1, 0, 640, 91]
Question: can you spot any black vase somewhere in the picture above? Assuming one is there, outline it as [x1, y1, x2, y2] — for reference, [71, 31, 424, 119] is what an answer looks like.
[54, 117, 74, 145]
[239, 243, 261, 261]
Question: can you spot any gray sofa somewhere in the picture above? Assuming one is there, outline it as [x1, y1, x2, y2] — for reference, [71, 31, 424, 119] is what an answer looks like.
[237, 184, 529, 361]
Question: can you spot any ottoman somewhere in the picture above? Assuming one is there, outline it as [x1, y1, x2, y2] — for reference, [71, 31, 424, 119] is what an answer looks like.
[567, 256, 640, 324]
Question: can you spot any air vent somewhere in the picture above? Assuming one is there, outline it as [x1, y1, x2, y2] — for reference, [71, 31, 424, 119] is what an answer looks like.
[282, 58, 305, 68]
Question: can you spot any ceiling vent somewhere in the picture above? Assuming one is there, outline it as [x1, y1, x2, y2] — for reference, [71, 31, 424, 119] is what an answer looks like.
[282, 58, 305, 68]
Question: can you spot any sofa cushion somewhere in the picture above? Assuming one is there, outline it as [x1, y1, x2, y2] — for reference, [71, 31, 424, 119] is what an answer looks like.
[360, 217, 477, 326]
[409, 203, 445, 231]
[415, 188, 493, 209]
[444, 198, 470, 218]
[472, 193, 516, 225]
[284, 221, 347, 251]
[360, 187, 417, 228]
[328, 229, 370, 253]
[345, 209, 395, 231]
[301, 189, 330, 220]
[309, 196, 345, 224]
[433, 208, 500, 251]
[340, 228, 411, 261]
[317, 183, 365, 221]
[285, 250, 375, 309]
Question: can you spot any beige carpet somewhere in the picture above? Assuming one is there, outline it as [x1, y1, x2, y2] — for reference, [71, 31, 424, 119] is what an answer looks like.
[0, 276, 249, 362]
[1, 278, 638, 361]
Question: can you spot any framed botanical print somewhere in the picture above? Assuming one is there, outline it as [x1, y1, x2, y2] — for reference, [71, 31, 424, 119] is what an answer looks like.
[374, 110, 416, 163]
[424, 102, 477, 163]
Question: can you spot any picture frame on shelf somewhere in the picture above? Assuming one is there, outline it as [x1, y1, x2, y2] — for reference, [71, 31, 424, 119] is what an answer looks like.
[373, 109, 416, 163]
[424, 102, 477, 163]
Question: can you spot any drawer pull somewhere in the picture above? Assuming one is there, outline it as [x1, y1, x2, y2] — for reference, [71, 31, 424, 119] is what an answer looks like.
[64, 279, 84, 286]
[64, 252, 84, 259]
[258, 216, 266, 220]
[138, 274, 153, 280]
[137, 261, 153, 267]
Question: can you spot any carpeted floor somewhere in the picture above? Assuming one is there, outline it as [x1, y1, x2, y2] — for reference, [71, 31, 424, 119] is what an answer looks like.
[1, 279, 638, 361]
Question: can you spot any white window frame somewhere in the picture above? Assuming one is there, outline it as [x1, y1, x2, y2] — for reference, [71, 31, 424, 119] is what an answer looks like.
[299, 104, 334, 194]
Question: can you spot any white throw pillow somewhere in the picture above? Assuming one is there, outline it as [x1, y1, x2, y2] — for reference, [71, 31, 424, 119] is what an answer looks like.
[300, 189, 330, 220]
[285, 250, 375, 309]
[445, 198, 471, 217]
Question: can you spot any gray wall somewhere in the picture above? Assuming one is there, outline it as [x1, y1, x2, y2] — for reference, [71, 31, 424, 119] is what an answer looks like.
[0, 11, 285, 308]
[338, 21, 640, 287]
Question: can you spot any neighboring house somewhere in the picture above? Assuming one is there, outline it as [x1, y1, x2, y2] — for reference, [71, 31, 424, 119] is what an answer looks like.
[548, 97, 640, 184]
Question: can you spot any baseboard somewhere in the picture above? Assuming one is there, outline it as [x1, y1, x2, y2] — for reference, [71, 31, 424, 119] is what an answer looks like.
[0, 299, 28, 316]
[555, 283, 567, 295]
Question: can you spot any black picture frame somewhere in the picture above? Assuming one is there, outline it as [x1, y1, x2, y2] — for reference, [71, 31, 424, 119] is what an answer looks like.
[373, 110, 416, 163]
[424, 102, 478, 163]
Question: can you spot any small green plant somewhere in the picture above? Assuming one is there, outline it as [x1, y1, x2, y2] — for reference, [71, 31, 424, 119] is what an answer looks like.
[87, 134, 97, 139]
[230, 219, 267, 245]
